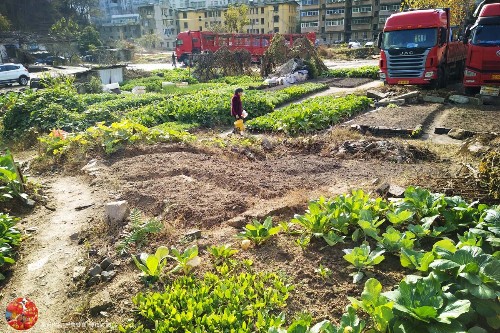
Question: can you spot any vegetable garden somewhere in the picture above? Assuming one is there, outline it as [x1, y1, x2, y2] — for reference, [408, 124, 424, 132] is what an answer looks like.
[1, 65, 499, 333]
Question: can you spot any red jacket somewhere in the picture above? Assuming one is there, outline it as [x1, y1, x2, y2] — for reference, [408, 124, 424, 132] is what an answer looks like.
[231, 94, 242, 118]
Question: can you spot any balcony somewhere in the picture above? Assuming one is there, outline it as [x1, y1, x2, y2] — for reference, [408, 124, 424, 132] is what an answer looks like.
[325, 25, 344, 31]
[350, 23, 371, 30]
[351, 11, 372, 17]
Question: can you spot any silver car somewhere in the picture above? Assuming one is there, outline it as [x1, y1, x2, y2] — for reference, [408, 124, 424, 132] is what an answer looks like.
[0, 63, 30, 86]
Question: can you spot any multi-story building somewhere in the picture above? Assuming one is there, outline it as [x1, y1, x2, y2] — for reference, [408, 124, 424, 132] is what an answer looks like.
[300, 0, 401, 44]
[138, 3, 178, 49]
[176, 0, 298, 34]
[98, 14, 142, 44]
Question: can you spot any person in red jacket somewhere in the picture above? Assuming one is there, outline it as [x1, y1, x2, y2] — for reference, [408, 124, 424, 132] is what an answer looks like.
[231, 88, 245, 134]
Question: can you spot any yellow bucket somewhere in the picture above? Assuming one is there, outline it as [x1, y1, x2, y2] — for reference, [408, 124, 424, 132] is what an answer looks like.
[234, 119, 245, 132]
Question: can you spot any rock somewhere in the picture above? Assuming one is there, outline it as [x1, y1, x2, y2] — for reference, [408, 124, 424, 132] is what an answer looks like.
[89, 290, 113, 316]
[73, 266, 87, 281]
[105, 263, 115, 271]
[88, 265, 103, 277]
[227, 216, 247, 228]
[388, 184, 406, 198]
[375, 183, 390, 196]
[261, 138, 274, 151]
[100, 258, 113, 270]
[25, 199, 36, 207]
[81, 159, 101, 172]
[26, 227, 38, 233]
[75, 203, 94, 211]
[105, 200, 130, 226]
[449, 95, 470, 104]
[86, 275, 100, 287]
[468, 97, 483, 106]
[448, 128, 471, 140]
[101, 270, 116, 282]
[375, 98, 405, 107]
[184, 229, 202, 240]
[366, 89, 388, 100]
[423, 95, 446, 103]
[396, 91, 420, 100]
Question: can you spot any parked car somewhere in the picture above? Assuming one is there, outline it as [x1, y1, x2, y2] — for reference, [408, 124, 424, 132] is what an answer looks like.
[364, 41, 375, 47]
[0, 63, 30, 86]
[35, 56, 66, 66]
[348, 41, 362, 49]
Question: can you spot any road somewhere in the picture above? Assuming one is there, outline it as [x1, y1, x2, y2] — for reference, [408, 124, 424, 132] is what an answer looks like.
[0, 59, 379, 93]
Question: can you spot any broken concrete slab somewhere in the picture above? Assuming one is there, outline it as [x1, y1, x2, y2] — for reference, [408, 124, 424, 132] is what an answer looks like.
[449, 95, 470, 104]
[367, 89, 388, 100]
[397, 91, 420, 100]
[423, 95, 446, 103]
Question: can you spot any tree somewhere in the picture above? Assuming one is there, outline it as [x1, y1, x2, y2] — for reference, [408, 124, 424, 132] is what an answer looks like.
[400, 0, 476, 26]
[137, 33, 162, 49]
[78, 25, 102, 53]
[223, 5, 250, 33]
[48, 18, 81, 61]
[0, 14, 10, 31]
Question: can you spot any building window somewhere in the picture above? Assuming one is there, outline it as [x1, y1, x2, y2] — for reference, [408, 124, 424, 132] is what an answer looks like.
[326, 0, 344, 3]
[352, 18, 370, 24]
[352, 5, 372, 13]
[354, 32, 358, 39]
[261, 7, 264, 14]
[379, 15, 389, 23]
[301, 21, 319, 28]
[326, 18, 344, 26]
[363, 31, 368, 39]
[302, 0, 319, 5]
[391, 4, 400, 11]
[183, 12, 187, 18]
[301, 10, 319, 16]
[205, 22, 208, 27]
[200, 26, 202, 31]
[274, 15, 279, 22]
[274, 27, 279, 32]
[261, 18, 264, 24]
[273, 5, 278, 11]
[326, 8, 344, 15]
[380, 5, 388, 10]
[184, 22, 188, 28]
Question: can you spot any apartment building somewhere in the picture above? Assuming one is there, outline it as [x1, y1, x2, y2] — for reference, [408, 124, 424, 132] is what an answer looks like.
[138, 3, 178, 49]
[300, 0, 401, 44]
[98, 14, 142, 44]
[177, 1, 298, 34]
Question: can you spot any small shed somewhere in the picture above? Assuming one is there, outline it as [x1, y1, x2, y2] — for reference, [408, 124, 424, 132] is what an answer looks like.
[93, 65, 126, 84]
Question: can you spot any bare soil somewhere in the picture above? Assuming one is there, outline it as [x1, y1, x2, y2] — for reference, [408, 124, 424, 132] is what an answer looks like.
[349, 104, 443, 130]
[436, 105, 500, 133]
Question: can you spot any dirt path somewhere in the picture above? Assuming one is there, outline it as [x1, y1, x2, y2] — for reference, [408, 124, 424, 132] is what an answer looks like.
[275, 80, 383, 110]
[1, 176, 95, 333]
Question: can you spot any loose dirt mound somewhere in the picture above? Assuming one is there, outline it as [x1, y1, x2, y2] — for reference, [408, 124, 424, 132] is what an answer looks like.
[329, 139, 434, 163]
[97, 143, 442, 229]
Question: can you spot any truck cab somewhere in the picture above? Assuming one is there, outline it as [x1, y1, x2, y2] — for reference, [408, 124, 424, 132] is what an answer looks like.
[378, 9, 467, 88]
[463, 3, 500, 95]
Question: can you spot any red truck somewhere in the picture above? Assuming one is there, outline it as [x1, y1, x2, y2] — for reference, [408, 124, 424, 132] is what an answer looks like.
[175, 31, 316, 64]
[463, 3, 500, 95]
[377, 8, 467, 88]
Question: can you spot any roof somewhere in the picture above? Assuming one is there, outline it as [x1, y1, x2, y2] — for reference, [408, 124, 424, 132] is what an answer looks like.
[384, 9, 447, 31]
[480, 3, 500, 17]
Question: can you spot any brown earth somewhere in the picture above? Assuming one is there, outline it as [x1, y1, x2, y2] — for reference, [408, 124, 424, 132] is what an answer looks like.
[436, 105, 500, 133]
[348, 104, 443, 130]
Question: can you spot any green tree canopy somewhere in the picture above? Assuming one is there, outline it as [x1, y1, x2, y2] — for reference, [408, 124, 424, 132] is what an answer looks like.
[223, 5, 250, 33]
[0, 14, 10, 31]
[78, 25, 102, 52]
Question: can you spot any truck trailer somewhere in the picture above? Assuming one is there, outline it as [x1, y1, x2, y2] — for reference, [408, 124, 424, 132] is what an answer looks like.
[174, 31, 316, 64]
[377, 8, 467, 88]
[463, 3, 500, 95]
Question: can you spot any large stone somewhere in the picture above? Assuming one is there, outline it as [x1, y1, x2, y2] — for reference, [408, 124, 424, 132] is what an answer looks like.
[89, 290, 113, 316]
[449, 95, 470, 104]
[105, 201, 130, 226]
[73, 266, 87, 281]
[388, 184, 406, 198]
[396, 91, 420, 101]
[261, 138, 274, 151]
[100, 258, 113, 270]
[88, 264, 102, 277]
[423, 95, 446, 103]
[101, 270, 116, 282]
[448, 128, 472, 140]
[184, 229, 202, 240]
[366, 89, 388, 100]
